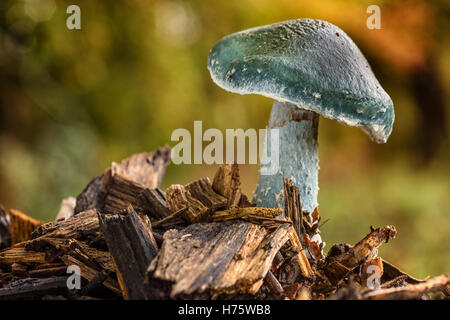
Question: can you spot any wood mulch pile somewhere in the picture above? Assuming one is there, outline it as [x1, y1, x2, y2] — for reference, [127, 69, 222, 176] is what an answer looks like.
[0, 146, 448, 300]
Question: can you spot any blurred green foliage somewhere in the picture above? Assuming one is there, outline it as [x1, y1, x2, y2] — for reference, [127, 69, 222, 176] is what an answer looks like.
[0, 0, 448, 278]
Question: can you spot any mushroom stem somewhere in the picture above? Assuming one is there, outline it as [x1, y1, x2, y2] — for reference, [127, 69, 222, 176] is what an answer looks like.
[253, 101, 319, 214]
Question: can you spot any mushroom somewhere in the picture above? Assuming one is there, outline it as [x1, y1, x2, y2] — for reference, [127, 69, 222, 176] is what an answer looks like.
[207, 19, 394, 214]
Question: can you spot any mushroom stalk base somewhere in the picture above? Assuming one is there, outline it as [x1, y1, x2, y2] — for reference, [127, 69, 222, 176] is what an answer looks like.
[253, 101, 319, 214]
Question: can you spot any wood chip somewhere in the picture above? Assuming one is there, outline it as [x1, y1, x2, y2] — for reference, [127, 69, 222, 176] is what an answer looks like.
[98, 206, 159, 299]
[264, 270, 284, 297]
[165, 184, 209, 222]
[326, 225, 397, 270]
[212, 164, 242, 208]
[283, 178, 303, 239]
[364, 274, 450, 300]
[138, 188, 172, 221]
[185, 177, 227, 211]
[0, 277, 68, 300]
[31, 210, 102, 246]
[361, 257, 384, 288]
[60, 255, 120, 295]
[8, 209, 43, 245]
[0, 244, 46, 267]
[75, 146, 171, 214]
[212, 207, 282, 221]
[323, 226, 397, 286]
[147, 220, 291, 298]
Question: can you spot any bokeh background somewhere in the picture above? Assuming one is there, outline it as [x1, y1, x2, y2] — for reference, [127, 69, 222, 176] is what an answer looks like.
[0, 0, 449, 278]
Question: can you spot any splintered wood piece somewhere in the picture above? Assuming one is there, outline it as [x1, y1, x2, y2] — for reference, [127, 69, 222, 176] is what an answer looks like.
[227, 164, 242, 208]
[26, 236, 120, 294]
[238, 194, 253, 208]
[110, 146, 171, 188]
[323, 261, 353, 286]
[74, 169, 112, 214]
[212, 207, 282, 221]
[138, 188, 172, 221]
[185, 177, 227, 211]
[212, 164, 242, 208]
[219, 223, 290, 296]
[28, 265, 67, 278]
[76, 269, 113, 297]
[212, 164, 233, 199]
[60, 255, 121, 295]
[213, 164, 250, 209]
[25, 237, 115, 274]
[0, 244, 46, 267]
[323, 226, 397, 286]
[98, 207, 158, 300]
[0, 277, 68, 300]
[283, 283, 302, 299]
[361, 257, 384, 288]
[240, 215, 291, 229]
[8, 209, 43, 245]
[283, 178, 303, 239]
[302, 233, 324, 261]
[152, 207, 188, 228]
[147, 220, 291, 298]
[302, 207, 321, 236]
[102, 173, 147, 213]
[364, 274, 450, 300]
[380, 275, 409, 289]
[287, 226, 314, 277]
[75, 146, 171, 214]
[0, 206, 11, 250]
[165, 184, 209, 222]
[333, 225, 397, 270]
[271, 252, 284, 272]
[11, 262, 28, 276]
[264, 270, 284, 297]
[0, 234, 116, 288]
[31, 210, 102, 246]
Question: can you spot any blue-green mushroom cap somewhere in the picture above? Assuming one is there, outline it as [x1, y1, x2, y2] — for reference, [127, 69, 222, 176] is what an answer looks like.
[208, 19, 394, 143]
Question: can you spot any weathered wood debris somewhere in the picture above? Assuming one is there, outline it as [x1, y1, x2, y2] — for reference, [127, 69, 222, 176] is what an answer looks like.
[0, 146, 448, 300]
